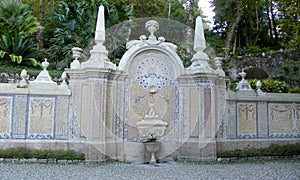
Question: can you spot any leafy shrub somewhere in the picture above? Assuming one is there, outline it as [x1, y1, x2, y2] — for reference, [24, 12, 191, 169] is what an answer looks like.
[54, 149, 77, 160]
[248, 79, 290, 93]
[245, 45, 262, 54]
[290, 87, 300, 94]
[0, 147, 85, 160]
[0, 147, 31, 159]
[31, 149, 49, 159]
[0, 63, 64, 81]
[75, 153, 85, 161]
[218, 143, 300, 158]
[275, 60, 300, 88]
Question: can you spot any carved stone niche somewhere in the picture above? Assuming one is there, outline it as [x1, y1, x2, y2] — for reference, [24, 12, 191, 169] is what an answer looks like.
[136, 85, 168, 142]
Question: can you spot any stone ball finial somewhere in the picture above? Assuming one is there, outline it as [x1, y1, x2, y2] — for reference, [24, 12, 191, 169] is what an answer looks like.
[42, 59, 49, 71]
[139, 35, 147, 40]
[61, 71, 68, 85]
[20, 69, 27, 80]
[18, 69, 28, 88]
[158, 37, 165, 42]
[256, 80, 262, 90]
[146, 20, 159, 37]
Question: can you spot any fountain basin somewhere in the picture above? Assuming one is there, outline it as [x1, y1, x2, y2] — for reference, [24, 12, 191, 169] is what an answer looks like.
[136, 117, 167, 142]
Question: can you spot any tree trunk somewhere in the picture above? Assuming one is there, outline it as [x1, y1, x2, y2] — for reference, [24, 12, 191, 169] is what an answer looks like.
[188, 0, 194, 28]
[168, 0, 171, 19]
[270, 0, 278, 41]
[38, 0, 44, 49]
[186, 0, 194, 54]
[233, 33, 237, 55]
[266, 0, 273, 39]
[224, 0, 242, 58]
[255, 2, 259, 30]
[297, 0, 300, 42]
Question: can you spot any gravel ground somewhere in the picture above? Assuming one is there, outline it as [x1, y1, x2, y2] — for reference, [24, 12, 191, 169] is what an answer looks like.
[0, 160, 299, 180]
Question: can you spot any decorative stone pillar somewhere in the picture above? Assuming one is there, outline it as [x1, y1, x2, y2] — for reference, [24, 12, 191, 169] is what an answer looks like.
[187, 16, 216, 74]
[81, 5, 115, 69]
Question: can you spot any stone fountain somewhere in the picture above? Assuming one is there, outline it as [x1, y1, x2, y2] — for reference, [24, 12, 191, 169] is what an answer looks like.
[136, 85, 168, 164]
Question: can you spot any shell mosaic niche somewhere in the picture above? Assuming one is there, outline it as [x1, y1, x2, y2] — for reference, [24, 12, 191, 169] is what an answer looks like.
[128, 50, 176, 139]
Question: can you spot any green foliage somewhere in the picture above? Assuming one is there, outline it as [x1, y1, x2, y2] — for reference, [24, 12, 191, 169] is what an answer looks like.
[0, 147, 31, 159]
[12, 0, 298, 70]
[47, 0, 133, 69]
[31, 149, 51, 159]
[0, 0, 40, 66]
[106, 20, 135, 65]
[218, 143, 300, 158]
[275, 60, 300, 88]
[126, 0, 167, 18]
[205, 29, 225, 57]
[0, 147, 85, 160]
[212, 0, 299, 55]
[245, 68, 269, 80]
[48, 1, 95, 68]
[15, 0, 204, 68]
[53, 149, 76, 160]
[0, 31, 38, 66]
[0, 62, 62, 79]
[276, 0, 300, 49]
[248, 79, 290, 93]
[0, 0, 40, 38]
[177, 44, 193, 68]
[168, 0, 188, 23]
[290, 87, 300, 94]
[244, 46, 262, 54]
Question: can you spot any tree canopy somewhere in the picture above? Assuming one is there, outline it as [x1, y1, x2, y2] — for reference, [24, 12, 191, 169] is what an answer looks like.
[212, 0, 300, 57]
[0, 0, 298, 71]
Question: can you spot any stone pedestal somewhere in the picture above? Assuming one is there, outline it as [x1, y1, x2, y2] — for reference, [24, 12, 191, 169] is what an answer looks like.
[144, 142, 161, 164]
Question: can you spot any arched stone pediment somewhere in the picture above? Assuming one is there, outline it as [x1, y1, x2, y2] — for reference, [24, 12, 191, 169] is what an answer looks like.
[118, 20, 184, 80]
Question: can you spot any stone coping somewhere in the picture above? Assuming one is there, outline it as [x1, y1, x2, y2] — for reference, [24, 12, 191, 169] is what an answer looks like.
[226, 91, 300, 102]
[0, 83, 71, 96]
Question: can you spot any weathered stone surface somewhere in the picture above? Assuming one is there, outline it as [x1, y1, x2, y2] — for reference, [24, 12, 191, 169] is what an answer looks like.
[227, 49, 300, 78]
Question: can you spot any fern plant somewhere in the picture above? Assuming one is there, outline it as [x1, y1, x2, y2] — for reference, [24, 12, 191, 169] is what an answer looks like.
[0, 0, 40, 66]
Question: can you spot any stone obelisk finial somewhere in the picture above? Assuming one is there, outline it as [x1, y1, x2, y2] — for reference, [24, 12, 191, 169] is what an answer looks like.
[95, 5, 105, 44]
[194, 16, 206, 54]
[81, 5, 115, 70]
[187, 16, 215, 74]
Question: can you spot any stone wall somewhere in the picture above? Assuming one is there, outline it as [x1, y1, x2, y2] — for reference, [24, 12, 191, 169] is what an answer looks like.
[218, 90, 300, 153]
[0, 84, 70, 140]
[227, 49, 300, 78]
[0, 79, 300, 161]
[0, 66, 79, 154]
